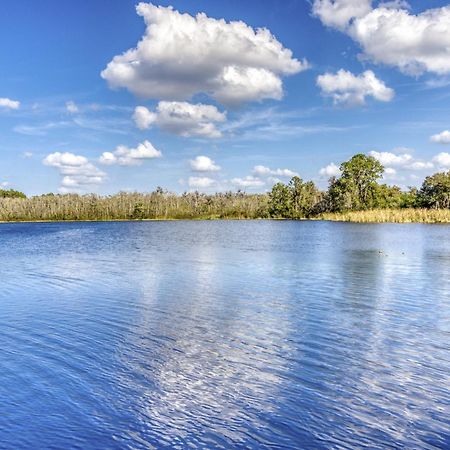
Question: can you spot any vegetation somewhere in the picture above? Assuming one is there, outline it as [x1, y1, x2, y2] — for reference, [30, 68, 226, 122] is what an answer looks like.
[0, 188, 26, 199]
[326, 154, 384, 211]
[0, 191, 269, 222]
[418, 171, 450, 209]
[0, 154, 449, 223]
[319, 209, 450, 224]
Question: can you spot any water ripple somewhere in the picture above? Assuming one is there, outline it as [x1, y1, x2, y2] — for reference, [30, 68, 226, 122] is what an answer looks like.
[0, 221, 449, 449]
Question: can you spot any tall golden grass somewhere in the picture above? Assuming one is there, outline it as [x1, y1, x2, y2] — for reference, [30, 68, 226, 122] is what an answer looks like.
[0, 192, 269, 222]
[319, 208, 450, 223]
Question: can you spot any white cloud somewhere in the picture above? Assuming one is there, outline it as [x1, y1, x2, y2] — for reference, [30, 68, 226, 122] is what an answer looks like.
[99, 140, 162, 166]
[231, 175, 265, 188]
[317, 70, 394, 106]
[44, 152, 89, 167]
[430, 130, 450, 145]
[384, 167, 397, 176]
[409, 161, 433, 170]
[369, 150, 434, 173]
[252, 165, 298, 178]
[190, 156, 220, 172]
[43, 152, 106, 192]
[350, 6, 450, 76]
[66, 101, 79, 114]
[188, 176, 216, 189]
[223, 165, 299, 192]
[98, 152, 117, 165]
[133, 102, 226, 138]
[368, 150, 413, 167]
[133, 106, 157, 130]
[319, 162, 341, 177]
[312, 0, 372, 31]
[1, 181, 10, 188]
[101, 3, 307, 106]
[433, 152, 450, 169]
[0, 97, 20, 109]
[22, 152, 33, 158]
[313, 1, 450, 76]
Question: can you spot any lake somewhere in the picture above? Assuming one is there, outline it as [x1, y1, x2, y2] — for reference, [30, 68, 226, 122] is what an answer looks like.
[0, 220, 449, 449]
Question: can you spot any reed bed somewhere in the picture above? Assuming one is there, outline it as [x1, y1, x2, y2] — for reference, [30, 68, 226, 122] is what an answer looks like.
[0, 192, 269, 222]
[319, 208, 450, 224]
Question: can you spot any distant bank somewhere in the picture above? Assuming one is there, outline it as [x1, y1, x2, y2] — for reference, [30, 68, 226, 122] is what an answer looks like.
[1, 154, 449, 224]
[0, 206, 449, 224]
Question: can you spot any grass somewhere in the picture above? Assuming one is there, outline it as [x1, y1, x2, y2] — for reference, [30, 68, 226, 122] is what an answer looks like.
[319, 208, 450, 224]
[0, 192, 269, 222]
[0, 193, 449, 224]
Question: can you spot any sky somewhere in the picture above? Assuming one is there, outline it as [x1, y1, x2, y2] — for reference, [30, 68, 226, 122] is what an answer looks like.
[1, 0, 450, 195]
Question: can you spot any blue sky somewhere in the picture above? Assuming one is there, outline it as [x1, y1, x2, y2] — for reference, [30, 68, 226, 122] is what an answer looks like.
[1, 0, 450, 194]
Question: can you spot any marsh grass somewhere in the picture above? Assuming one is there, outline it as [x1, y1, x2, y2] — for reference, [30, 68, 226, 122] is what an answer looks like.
[319, 208, 450, 223]
[0, 192, 269, 222]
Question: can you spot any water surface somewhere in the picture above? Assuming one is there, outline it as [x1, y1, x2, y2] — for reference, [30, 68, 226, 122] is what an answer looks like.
[0, 220, 449, 449]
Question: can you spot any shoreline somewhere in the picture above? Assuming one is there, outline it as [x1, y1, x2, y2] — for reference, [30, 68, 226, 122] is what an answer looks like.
[0, 216, 449, 225]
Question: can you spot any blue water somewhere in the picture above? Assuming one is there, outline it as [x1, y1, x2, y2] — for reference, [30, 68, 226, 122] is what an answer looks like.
[0, 220, 449, 449]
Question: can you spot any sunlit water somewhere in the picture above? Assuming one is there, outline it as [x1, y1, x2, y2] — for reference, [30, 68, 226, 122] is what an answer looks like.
[0, 220, 449, 449]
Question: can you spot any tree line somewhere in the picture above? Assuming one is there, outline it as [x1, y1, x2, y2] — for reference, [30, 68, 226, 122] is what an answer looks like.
[268, 154, 450, 218]
[0, 153, 449, 222]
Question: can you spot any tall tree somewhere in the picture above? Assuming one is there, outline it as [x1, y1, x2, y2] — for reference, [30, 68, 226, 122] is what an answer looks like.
[289, 176, 321, 218]
[419, 171, 450, 209]
[268, 183, 292, 218]
[327, 154, 384, 211]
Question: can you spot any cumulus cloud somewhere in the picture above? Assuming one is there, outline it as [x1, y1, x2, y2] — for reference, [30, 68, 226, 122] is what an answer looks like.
[319, 162, 341, 177]
[369, 150, 434, 174]
[368, 150, 413, 167]
[133, 106, 156, 130]
[409, 161, 433, 170]
[430, 130, 450, 145]
[101, 3, 307, 105]
[312, 0, 372, 31]
[99, 140, 162, 166]
[133, 102, 226, 138]
[231, 175, 265, 188]
[66, 101, 79, 114]
[190, 156, 220, 172]
[0, 97, 20, 110]
[43, 152, 106, 192]
[188, 176, 216, 189]
[225, 165, 299, 191]
[384, 167, 397, 177]
[252, 165, 298, 178]
[313, 1, 450, 76]
[317, 70, 394, 106]
[433, 152, 450, 169]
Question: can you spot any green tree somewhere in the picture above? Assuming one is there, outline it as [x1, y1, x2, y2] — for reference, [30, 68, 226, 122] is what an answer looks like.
[268, 182, 292, 218]
[340, 153, 384, 209]
[418, 171, 450, 209]
[132, 202, 146, 219]
[400, 187, 419, 208]
[325, 176, 354, 212]
[373, 184, 403, 209]
[289, 176, 321, 218]
[327, 154, 384, 211]
[0, 188, 26, 199]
